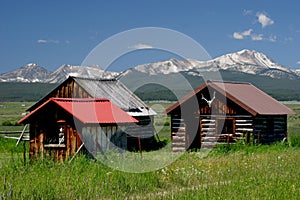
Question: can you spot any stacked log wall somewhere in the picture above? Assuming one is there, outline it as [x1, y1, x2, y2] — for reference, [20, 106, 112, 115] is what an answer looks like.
[171, 115, 186, 152]
[253, 115, 287, 144]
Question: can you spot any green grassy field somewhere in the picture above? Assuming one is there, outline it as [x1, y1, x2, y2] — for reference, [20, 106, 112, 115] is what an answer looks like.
[0, 102, 299, 199]
[0, 102, 33, 132]
[0, 138, 299, 199]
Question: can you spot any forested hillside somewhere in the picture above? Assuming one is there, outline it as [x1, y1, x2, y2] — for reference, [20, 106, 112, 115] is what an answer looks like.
[0, 82, 58, 102]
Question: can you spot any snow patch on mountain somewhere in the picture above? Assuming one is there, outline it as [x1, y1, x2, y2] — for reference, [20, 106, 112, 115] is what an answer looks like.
[46, 64, 119, 83]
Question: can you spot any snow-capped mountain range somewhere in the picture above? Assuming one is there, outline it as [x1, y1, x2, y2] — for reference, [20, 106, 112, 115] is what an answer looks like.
[0, 49, 299, 83]
[128, 49, 300, 80]
[0, 64, 119, 83]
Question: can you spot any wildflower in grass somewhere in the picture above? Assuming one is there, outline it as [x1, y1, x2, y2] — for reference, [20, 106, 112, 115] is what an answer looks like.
[106, 172, 112, 176]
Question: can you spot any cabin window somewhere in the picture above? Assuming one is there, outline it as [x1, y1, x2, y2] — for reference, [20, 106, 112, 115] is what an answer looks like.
[57, 120, 66, 144]
[44, 120, 66, 145]
[217, 118, 235, 135]
[58, 124, 65, 144]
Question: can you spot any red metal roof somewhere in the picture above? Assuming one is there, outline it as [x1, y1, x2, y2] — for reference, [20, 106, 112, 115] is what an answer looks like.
[19, 98, 138, 124]
[166, 81, 295, 116]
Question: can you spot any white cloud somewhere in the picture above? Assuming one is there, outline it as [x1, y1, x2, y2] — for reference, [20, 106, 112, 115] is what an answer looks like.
[242, 29, 253, 36]
[37, 39, 59, 44]
[233, 32, 244, 40]
[251, 34, 264, 41]
[268, 35, 277, 42]
[129, 43, 154, 49]
[297, 61, 300, 65]
[233, 29, 276, 42]
[37, 39, 69, 44]
[37, 39, 47, 43]
[233, 11, 276, 42]
[233, 29, 253, 40]
[256, 12, 274, 28]
[243, 9, 252, 16]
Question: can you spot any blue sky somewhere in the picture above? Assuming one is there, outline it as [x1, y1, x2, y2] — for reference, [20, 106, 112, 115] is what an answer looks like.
[0, 0, 300, 73]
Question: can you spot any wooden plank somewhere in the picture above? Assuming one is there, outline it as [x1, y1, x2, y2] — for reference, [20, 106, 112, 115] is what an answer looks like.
[202, 128, 215, 131]
[16, 124, 28, 146]
[70, 129, 76, 155]
[69, 143, 84, 162]
[235, 123, 252, 126]
[44, 144, 66, 148]
[236, 128, 253, 131]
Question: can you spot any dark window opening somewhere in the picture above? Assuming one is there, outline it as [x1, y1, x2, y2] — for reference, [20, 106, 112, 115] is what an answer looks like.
[217, 118, 235, 135]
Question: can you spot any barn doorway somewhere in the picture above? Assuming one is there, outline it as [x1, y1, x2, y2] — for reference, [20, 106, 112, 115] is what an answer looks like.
[217, 118, 235, 135]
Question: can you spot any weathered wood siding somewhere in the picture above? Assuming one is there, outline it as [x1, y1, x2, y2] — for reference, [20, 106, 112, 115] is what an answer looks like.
[200, 116, 253, 148]
[200, 117, 217, 149]
[126, 116, 154, 138]
[52, 80, 91, 99]
[171, 115, 186, 152]
[82, 125, 127, 156]
[253, 115, 287, 144]
[169, 90, 256, 151]
[29, 122, 82, 161]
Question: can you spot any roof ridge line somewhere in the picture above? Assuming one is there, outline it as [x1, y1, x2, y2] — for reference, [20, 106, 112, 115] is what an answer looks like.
[70, 75, 117, 81]
[207, 80, 251, 85]
[52, 98, 110, 102]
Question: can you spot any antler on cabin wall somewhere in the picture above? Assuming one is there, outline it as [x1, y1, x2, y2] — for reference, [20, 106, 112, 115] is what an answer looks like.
[201, 91, 216, 107]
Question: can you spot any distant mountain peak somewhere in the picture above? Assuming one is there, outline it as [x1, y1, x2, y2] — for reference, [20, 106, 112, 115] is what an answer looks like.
[0, 63, 51, 82]
[26, 63, 38, 67]
[237, 49, 255, 54]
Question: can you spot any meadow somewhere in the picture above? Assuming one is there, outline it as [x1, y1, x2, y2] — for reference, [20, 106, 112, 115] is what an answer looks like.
[0, 102, 299, 199]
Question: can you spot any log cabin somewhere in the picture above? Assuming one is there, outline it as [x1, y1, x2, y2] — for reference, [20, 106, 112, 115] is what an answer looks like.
[18, 98, 138, 160]
[166, 81, 295, 151]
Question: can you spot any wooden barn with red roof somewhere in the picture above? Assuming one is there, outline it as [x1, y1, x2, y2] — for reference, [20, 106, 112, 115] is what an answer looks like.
[19, 98, 138, 160]
[19, 76, 157, 160]
[166, 81, 295, 151]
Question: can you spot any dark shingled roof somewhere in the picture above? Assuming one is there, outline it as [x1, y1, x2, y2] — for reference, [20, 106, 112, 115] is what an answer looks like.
[166, 81, 295, 116]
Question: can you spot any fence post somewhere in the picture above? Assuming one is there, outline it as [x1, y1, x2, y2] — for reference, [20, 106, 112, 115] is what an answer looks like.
[138, 136, 142, 159]
[23, 140, 26, 166]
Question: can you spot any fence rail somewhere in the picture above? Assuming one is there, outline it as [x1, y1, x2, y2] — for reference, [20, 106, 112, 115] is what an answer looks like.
[0, 131, 29, 135]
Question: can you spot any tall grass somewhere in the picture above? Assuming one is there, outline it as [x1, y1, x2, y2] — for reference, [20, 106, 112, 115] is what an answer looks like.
[0, 137, 299, 199]
[288, 103, 300, 147]
[0, 102, 299, 199]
